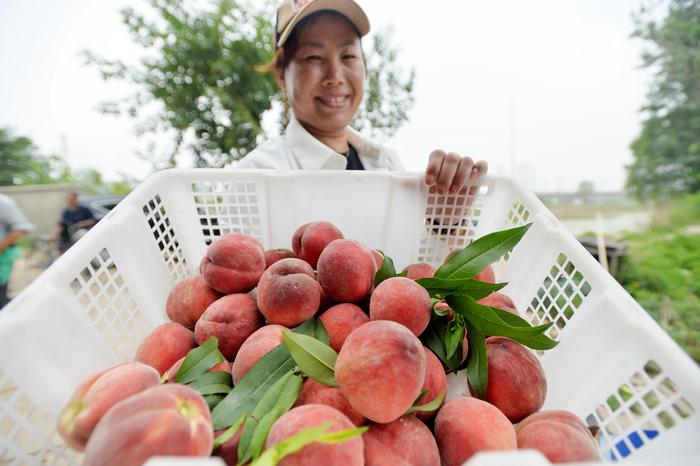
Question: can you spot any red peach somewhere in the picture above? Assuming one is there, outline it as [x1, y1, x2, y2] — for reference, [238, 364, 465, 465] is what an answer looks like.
[478, 291, 519, 315]
[415, 347, 448, 421]
[335, 320, 426, 423]
[363, 415, 440, 466]
[83, 384, 213, 466]
[194, 293, 264, 360]
[57, 362, 160, 451]
[265, 248, 296, 268]
[166, 275, 222, 329]
[369, 277, 431, 336]
[319, 303, 369, 352]
[294, 378, 365, 426]
[401, 262, 436, 280]
[291, 221, 344, 269]
[135, 322, 197, 375]
[231, 324, 288, 384]
[517, 412, 599, 463]
[434, 397, 517, 466]
[201, 233, 266, 294]
[317, 239, 376, 303]
[257, 258, 321, 327]
[265, 404, 363, 466]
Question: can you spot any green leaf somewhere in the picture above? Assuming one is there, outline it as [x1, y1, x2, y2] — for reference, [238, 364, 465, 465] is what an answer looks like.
[405, 389, 446, 414]
[435, 224, 532, 280]
[176, 336, 225, 384]
[212, 414, 247, 450]
[373, 250, 397, 287]
[294, 317, 330, 346]
[211, 345, 296, 430]
[251, 422, 367, 466]
[447, 295, 558, 350]
[204, 394, 226, 411]
[238, 370, 303, 464]
[445, 316, 465, 359]
[282, 331, 338, 387]
[466, 322, 488, 399]
[188, 371, 232, 390]
[421, 317, 463, 373]
[416, 277, 506, 300]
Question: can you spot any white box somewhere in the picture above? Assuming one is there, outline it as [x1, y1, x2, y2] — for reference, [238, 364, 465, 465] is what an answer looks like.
[1, 169, 698, 465]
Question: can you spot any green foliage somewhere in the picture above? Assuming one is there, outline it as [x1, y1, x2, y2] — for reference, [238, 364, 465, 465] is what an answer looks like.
[619, 194, 700, 361]
[626, 0, 700, 199]
[85, 0, 415, 168]
[352, 27, 415, 139]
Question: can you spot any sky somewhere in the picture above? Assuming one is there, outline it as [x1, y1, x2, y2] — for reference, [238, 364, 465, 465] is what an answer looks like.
[0, 0, 655, 192]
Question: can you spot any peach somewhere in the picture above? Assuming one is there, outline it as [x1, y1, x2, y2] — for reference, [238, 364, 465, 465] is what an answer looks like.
[415, 347, 448, 421]
[194, 293, 264, 360]
[369, 277, 431, 336]
[166, 275, 222, 329]
[318, 303, 369, 352]
[201, 233, 266, 294]
[434, 397, 517, 466]
[335, 320, 426, 423]
[257, 258, 321, 327]
[57, 362, 160, 451]
[292, 221, 344, 269]
[83, 384, 212, 466]
[163, 356, 231, 384]
[478, 291, 518, 315]
[475, 264, 496, 283]
[135, 322, 197, 375]
[265, 248, 296, 268]
[516, 411, 599, 463]
[265, 404, 363, 466]
[295, 378, 365, 426]
[479, 336, 547, 423]
[371, 250, 384, 270]
[363, 415, 440, 466]
[401, 262, 436, 280]
[317, 239, 376, 303]
[213, 426, 242, 466]
[231, 324, 288, 384]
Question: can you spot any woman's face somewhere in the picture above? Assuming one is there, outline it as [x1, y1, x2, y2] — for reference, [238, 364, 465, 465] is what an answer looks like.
[280, 14, 365, 137]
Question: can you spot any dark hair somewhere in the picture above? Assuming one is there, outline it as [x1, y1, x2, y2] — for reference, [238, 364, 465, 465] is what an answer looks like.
[258, 10, 363, 76]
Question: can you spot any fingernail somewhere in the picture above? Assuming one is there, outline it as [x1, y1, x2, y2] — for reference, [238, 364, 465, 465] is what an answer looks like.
[438, 186, 447, 195]
[426, 175, 436, 184]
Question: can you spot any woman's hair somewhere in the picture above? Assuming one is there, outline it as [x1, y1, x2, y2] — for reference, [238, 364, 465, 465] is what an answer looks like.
[258, 10, 363, 76]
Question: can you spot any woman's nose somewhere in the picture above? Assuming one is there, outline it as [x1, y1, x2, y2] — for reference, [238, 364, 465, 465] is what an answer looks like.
[322, 59, 343, 85]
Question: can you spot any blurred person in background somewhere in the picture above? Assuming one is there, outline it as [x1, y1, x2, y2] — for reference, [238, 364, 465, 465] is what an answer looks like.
[0, 194, 33, 308]
[237, 0, 488, 195]
[50, 192, 96, 254]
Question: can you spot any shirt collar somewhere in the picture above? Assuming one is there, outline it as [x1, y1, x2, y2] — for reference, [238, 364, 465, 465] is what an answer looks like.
[285, 116, 347, 170]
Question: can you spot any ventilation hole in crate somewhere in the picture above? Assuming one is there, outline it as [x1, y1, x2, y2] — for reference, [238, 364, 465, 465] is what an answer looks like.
[0, 370, 81, 466]
[69, 248, 149, 361]
[587, 359, 695, 461]
[142, 194, 188, 282]
[192, 181, 263, 245]
[418, 184, 489, 266]
[524, 253, 591, 350]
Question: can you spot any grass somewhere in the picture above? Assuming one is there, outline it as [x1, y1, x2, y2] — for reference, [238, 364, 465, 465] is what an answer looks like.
[617, 192, 700, 362]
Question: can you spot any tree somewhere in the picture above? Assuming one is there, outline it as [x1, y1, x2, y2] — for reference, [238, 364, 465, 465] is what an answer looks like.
[0, 128, 70, 186]
[84, 0, 415, 169]
[626, 0, 700, 200]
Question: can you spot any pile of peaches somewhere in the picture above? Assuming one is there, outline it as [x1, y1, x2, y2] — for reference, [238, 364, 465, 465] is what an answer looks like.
[56, 221, 600, 466]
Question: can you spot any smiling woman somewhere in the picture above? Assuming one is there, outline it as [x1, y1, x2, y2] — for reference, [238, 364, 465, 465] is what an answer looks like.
[237, 0, 488, 195]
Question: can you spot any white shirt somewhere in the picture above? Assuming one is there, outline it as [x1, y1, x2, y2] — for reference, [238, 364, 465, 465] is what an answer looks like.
[235, 116, 404, 171]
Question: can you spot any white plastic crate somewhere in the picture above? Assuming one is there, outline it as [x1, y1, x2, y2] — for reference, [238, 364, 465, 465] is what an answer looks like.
[1, 169, 698, 466]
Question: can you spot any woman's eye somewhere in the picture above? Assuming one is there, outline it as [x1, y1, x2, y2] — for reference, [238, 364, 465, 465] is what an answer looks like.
[304, 55, 321, 61]
[342, 54, 357, 60]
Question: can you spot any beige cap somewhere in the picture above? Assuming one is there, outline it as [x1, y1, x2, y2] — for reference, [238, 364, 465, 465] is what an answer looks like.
[275, 0, 370, 48]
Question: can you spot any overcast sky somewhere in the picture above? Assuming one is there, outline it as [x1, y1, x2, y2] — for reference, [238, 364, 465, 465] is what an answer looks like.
[0, 0, 654, 192]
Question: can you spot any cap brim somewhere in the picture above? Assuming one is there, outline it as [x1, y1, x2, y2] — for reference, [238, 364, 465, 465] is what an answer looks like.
[277, 0, 370, 48]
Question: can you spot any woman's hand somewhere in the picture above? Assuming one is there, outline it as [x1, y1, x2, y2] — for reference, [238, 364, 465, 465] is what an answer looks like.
[424, 150, 488, 194]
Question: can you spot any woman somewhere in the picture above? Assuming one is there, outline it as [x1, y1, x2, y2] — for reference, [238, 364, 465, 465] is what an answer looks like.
[238, 0, 488, 195]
